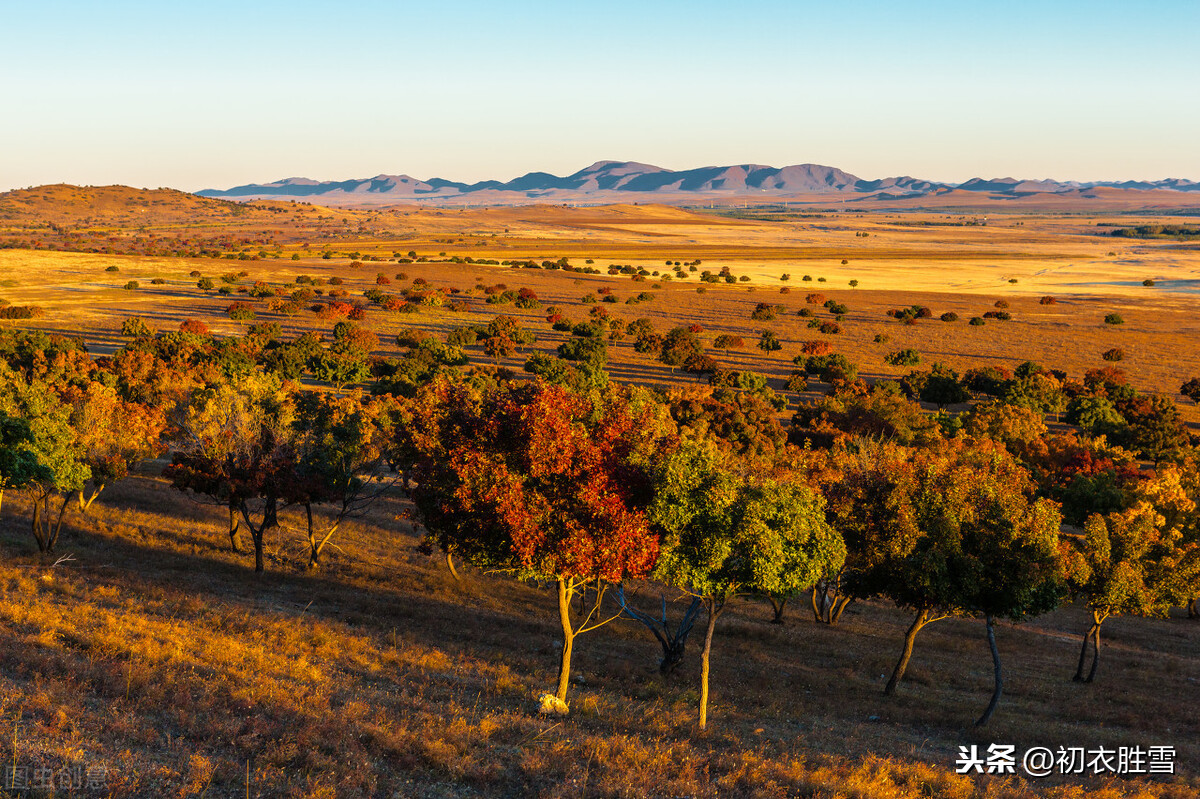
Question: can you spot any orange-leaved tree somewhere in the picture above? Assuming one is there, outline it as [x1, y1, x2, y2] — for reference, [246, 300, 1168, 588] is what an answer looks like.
[403, 377, 674, 704]
[1059, 502, 1198, 683]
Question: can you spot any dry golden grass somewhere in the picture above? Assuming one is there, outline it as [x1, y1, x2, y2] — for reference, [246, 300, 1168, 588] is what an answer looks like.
[0, 473, 1196, 798]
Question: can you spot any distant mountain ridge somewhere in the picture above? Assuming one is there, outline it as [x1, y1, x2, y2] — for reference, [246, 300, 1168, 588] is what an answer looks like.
[195, 161, 1200, 206]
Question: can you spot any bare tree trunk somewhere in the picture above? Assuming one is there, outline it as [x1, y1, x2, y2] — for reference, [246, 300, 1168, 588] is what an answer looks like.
[698, 599, 721, 730]
[446, 551, 460, 582]
[1086, 614, 1103, 683]
[32, 493, 46, 552]
[886, 608, 931, 695]
[810, 585, 823, 622]
[228, 503, 243, 553]
[1073, 623, 1093, 682]
[769, 595, 787, 625]
[77, 484, 105, 514]
[0, 487, 6, 517]
[555, 578, 575, 702]
[1188, 598, 1197, 620]
[975, 614, 1003, 726]
[1074, 610, 1106, 683]
[48, 495, 71, 552]
[830, 596, 853, 625]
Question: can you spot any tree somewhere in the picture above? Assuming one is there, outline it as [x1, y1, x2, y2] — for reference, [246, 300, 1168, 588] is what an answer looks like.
[0, 369, 90, 552]
[1060, 504, 1199, 682]
[165, 374, 298, 573]
[288, 392, 395, 569]
[0, 412, 52, 518]
[659, 327, 703, 369]
[650, 441, 844, 728]
[403, 379, 672, 704]
[63, 381, 166, 513]
[1181, 378, 1200, 404]
[846, 440, 1064, 715]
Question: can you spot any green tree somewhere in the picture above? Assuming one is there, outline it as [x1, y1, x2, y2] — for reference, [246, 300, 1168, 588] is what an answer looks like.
[650, 442, 844, 728]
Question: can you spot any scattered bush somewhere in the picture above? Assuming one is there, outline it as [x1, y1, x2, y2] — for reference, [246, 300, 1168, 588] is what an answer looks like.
[750, 302, 777, 321]
[885, 349, 921, 367]
[712, 334, 745, 350]
[1039, 296, 1057, 305]
[969, 317, 986, 326]
[0, 306, 44, 319]
[226, 301, 256, 321]
[105, 265, 120, 273]
[994, 300, 1009, 309]
[123, 280, 140, 290]
[785, 371, 809, 392]
[1102, 348, 1125, 362]
[1142, 279, 1155, 287]
[940, 312, 959, 322]
[873, 333, 889, 344]
[197, 277, 215, 290]
[1104, 313, 1124, 325]
[758, 330, 782, 351]
[800, 340, 834, 356]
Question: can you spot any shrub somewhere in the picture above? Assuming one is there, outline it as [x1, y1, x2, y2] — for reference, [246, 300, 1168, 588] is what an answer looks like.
[818, 321, 842, 335]
[940, 312, 959, 322]
[1180, 378, 1200, 404]
[105, 265, 120, 272]
[805, 293, 825, 305]
[446, 327, 478, 348]
[1142, 279, 1155, 287]
[758, 330, 782, 351]
[797, 308, 814, 318]
[120, 317, 153, 337]
[795, 341, 831, 359]
[0, 306, 44, 319]
[963, 365, 1013, 396]
[349, 261, 364, 269]
[1039, 296, 1057, 305]
[873, 333, 889, 344]
[885, 349, 921, 367]
[982, 310, 1011, 320]
[1104, 313, 1124, 325]
[784, 371, 809, 392]
[150, 278, 166, 285]
[179, 319, 210, 335]
[969, 317, 986, 326]
[994, 300, 1009, 309]
[226, 301, 256, 321]
[1102, 348, 1125, 362]
[848, 279, 859, 287]
[712, 334, 744, 349]
[188, 270, 202, 277]
[197, 277, 215, 290]
[123, 280, 140, 290]
[751, 302, 777, 321]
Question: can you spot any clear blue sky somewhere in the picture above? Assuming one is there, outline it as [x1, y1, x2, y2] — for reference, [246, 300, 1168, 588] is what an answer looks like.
[2, 0, 1197, 191]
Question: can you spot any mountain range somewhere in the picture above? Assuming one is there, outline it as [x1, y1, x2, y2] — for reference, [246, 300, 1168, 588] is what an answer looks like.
[196, 161, 1200, 207]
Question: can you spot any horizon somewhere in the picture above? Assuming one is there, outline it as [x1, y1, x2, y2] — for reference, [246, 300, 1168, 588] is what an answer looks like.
[2, 0, 1198, 192]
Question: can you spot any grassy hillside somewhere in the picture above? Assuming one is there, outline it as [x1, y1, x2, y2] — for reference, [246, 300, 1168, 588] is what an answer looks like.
[0, 473, 1196, 798]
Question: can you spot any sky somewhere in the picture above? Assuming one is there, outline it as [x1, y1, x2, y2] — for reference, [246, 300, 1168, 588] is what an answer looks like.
[2, 0, 1198, 192]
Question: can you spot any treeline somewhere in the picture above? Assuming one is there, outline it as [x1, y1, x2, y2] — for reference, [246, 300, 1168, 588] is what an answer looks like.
[1109, 225, 1200, 240]
[1, 321, 1199, 732]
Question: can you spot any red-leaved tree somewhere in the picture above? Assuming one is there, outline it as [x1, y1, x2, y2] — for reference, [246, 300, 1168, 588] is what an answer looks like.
[403, 378, 673, 704]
